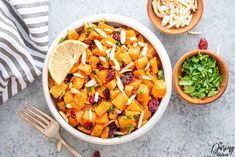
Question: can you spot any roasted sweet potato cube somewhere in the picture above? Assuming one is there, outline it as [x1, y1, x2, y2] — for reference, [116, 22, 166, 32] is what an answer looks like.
[101, 126, 110, 138]
[146, 43, 156, 59]
[126, 30, 136, 44]
[78, 126, 91, 134]
[73, 77, 84, 90]
[151, 80, 167, 98]
[64, 91, 73, 104]
[68, 29, 79, 40]
[101, 35, 117, 47]
[137, 84, 149, 101]
[95, 113, 109, 124]
[49, 83, 67, 98]
[92, 47, 106, 56]
[120, 51, 132, 64]
[110, 88, 120, 100]
[87, 31, 100, 40]
[74, 92, 87, 106]
[137, 35, 144, 42]
[133, 69, 145, 78]
[68, 117, 77, 127]
[57, 101, 66, 112]
[98, 22, 114, 34]
[111, 92, 128, 111]
[78, 31, 86, 41]
[91, 124, 105, 137]
[143, 109, 152, 121]
[124, 85, 134, 97]
[143, 79, 153, 91]
[76, 110, 85, 125]
[126, 99, 143, 112]
[130, 79, 142, 90]
[88, 56, 100, 69]
[106, 79, 117, 90]
[128, 47, 140, 61]
[118, 115, 136, 129]
[108, 110, 118, 120]
[134, 56, 148, 70]
[83, 110, 96, 123]
[94, 101, 112, 116]
[149, 57, 158, 74]
[71, 101, 85, 112]
[146, 71, 158, 83]
[123, 110, 140, 117]
[78, 64, 92, 75]
[97, 69, 108, 84]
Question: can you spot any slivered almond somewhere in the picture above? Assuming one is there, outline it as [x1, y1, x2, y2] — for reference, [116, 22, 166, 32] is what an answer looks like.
[138, 41, 147, 47]
[122, 45, 128, 50]
[113, 131, 124, 135]
[99, 56, 107, 62]
[104, 120, 115, 127]
[110, 46, 116, 60]
[133, 42, 138, 48]
[105, 48, 111, 55]
[66, 103, 72, 108]
[69, 82, 73, 89]
[89, 108, 93, 121]
[126, 94, 136, 105]
[142, 75, 152, 80]
[85, 101, 90, 104]
[114, 120, 120, 128]
[185, 14, 193, 25]
[59, 91, 65, 100]
[144, 63, 150, 71]
[113, 58, 120, 71]
[119, 69, 132, 74]
[94, 39, 103, 52]
[85, 79, 96, 87]
[81, 50, 86, 64]
[114, 108, 122, 114]
[104, 28, 113, 32]
[94, 92, 99, 102]
[121, 62, 134, 71]
[59, 111, 68, 123]
[162, 15, 170, 26]
[138, 111, 145, 128]
[120, 30, 126, 44]
[113, 28, 124, 32]
[73, 72, 84, 78]
[106, 40, 116, 47]
[70, 88, 80, 94]
[141, 46, 148, 56]
[130, 37, 137, 41]
[116, 76, 126, 96]
[95, 28, 107, 38]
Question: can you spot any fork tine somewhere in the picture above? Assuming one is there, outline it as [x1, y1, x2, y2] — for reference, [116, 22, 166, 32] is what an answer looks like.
[18, 112, 45, 135]
[25, 107, 50, 125]
[26, 103, 54, 121]
[21, 110, 47, 128]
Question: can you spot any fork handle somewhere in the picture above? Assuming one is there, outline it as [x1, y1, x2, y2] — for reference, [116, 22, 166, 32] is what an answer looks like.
[59, 138, 83, 157]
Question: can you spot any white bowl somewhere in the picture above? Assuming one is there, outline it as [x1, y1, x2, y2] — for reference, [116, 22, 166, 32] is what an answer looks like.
[42, 14, 172, 145]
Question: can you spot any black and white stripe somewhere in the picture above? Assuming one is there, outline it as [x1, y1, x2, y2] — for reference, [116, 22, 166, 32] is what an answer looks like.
[0, 0, 48, 103]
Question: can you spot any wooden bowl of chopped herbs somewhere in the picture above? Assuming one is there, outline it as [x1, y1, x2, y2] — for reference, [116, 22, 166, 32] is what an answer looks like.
[173, 50, 228, 105]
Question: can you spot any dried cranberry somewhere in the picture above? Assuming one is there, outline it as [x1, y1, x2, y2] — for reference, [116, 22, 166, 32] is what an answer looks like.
[148, 99, 159, 113]
[84, 40, 95, 48]
[121, 72, 135, 85]
[88, 95, 101, 104]
[106, 69, 116, 82]
[64, 74, 73, 83]
[102, 88, 110, 99]
[92, 150, 100, 157]
[108, 130, 115, 138]
[70, 109, 77, 119]
[111, 33, 120, 41]
[97, 63, 103, 70]
[198, 38, 208, 49]
[83, 122, 94, 130]
[108, 122, 117, 130]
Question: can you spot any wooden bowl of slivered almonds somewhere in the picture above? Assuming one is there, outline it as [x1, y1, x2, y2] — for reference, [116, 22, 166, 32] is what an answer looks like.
[173, 50, 229, 105]
[147, 0, 204, 35]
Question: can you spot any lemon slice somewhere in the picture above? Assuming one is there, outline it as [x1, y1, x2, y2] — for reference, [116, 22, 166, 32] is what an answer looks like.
[48, 40, 86, 85]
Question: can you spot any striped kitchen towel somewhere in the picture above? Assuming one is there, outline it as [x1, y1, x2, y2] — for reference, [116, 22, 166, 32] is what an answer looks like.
[0, 0, 49, 104]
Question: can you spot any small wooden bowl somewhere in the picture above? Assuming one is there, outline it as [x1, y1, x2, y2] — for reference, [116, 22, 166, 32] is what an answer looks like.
[147, 0, 204, 35]
[173, 50, 229, 105]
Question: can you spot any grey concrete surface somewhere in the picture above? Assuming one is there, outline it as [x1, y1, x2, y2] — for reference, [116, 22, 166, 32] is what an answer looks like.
[0, 0, 235, 157]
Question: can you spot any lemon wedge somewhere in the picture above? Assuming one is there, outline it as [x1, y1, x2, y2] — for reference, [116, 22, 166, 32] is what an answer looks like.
[48, 40, 86, 85]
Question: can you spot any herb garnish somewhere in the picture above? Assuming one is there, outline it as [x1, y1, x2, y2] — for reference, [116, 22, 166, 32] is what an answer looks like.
[158, 70, 164, 80]
[107, 106, 114, 113]
[124, 115, 131, 120]
[179, 53, 223, 99]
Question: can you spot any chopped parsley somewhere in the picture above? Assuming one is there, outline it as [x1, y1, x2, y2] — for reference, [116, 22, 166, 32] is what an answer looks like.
[87, 87, 92, 93]
[137, 87, 144, 95]
[125, 124, 133, 130]
[107, 106, 114, 113]
[158, 70, 164, 80]
[92, 70, 96, 75]
[124, 115, 131, 120]
[179, 53, 223, 99]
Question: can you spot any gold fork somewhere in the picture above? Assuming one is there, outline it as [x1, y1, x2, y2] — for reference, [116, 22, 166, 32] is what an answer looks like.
[18, 103, 83, 157]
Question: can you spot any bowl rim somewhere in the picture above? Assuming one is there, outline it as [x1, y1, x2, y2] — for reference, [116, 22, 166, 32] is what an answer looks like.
[42, 14, 172, 145]
[146, 0, 204, 35]
[173, 49, 229, 105]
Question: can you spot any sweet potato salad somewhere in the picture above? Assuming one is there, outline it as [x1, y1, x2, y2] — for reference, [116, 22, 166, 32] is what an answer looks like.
[48, 21, 167, 138]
